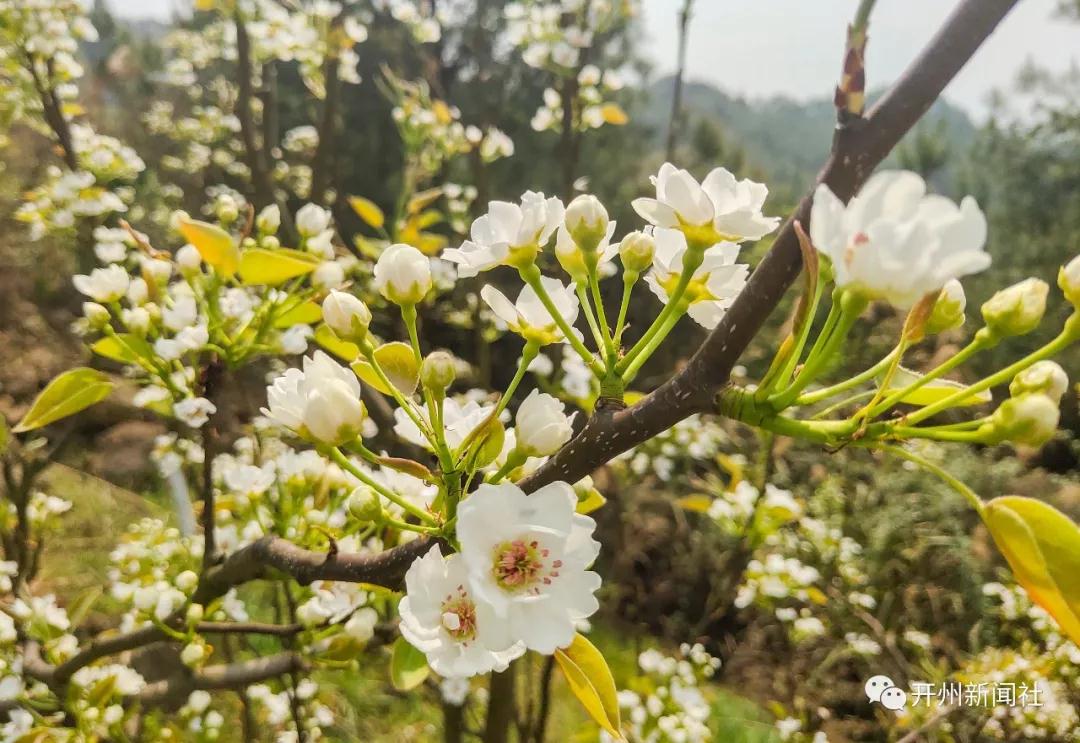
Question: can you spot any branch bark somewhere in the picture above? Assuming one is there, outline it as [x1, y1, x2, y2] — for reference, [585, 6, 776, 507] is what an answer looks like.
[664, 0, 694, 162]
[138, 652, 307, 708]
[518, 0, 1023, 495]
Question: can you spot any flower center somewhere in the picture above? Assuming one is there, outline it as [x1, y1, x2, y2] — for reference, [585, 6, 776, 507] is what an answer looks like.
[491, 538, 562, 593]
[440, 586, 477, 642]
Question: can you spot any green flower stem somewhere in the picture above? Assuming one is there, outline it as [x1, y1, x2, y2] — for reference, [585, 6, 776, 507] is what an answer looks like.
[588, 269, 617, 361]
[519, 265, 604, 377]
[796, 346, 899, 407]
[101, 324, 184, 398]
[873, 443, 984, 515]
[488, 449, 527, 485]
[384, 517, 442, 536]
[575, 281, 607, 357]
[612, 269, 639, 350]
[864, 335, 992, 420]
[809, 389, 876, 420]
[616, 259, 699, 376]
[759, 269, 828, 399]
[768, 292, 867, 410]
[620, 301, 687, 383]
[495, 342, 539, 418]
[401, 303, 423, 364]
[328, 447, 435, 524]
[888, 425, 989, 443]
[904, 318, 1078, 426]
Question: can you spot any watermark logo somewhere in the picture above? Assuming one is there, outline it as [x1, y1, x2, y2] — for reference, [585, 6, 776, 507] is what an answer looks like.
[864, 674, 1043, 711]
[865, 675, 907, 711]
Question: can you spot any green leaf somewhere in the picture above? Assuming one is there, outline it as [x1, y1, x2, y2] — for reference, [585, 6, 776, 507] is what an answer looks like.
[14, 368, 114, 432]
[91, 334, 154, 364]
[274, 300, 323, 329]
[351, 342, 419, 396]
[390, 637, 429, 691]
[314, 324, 360, 362]
[348, 196, 385, 229]
[882, 367, 992, 407]
[177, 217, 239, 275]
[983, 495, 1080, 645]
[554, 633, 624, 740]
[239, 248, 320, 286]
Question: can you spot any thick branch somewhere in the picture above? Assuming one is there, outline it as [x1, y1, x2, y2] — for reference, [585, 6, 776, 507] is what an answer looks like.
[518, 0, 1022, 494]
[138, 652, 307, 708]
[309, 16, 344, 207]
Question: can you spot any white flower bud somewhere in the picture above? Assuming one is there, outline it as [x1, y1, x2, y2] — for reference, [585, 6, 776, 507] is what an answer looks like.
[175, 244, 202, 274]
[1060, 254, 1080, 308]
[565, 194, 609, 252]
[187, 690, 212, 714]
[169, 210, 190, 233]
[515, 390, 573, 457]
[1010, 361, 1069, 405]
[122, 307, 151, 335]
[83, 302, 110, 329]
[132, 586, 159, 612]
[981, 278, 1048, 338]
[322, 290, 371, 342]
[181, 642, 206, 667]
[215, 194, 239, 223]
[313, 261, 346, 290]
[420, 351, 456, 393]
[374, 244, 433, 305]
[989, 393, 1060, 447]
[925, 278, 966, 334]
[186, 603, 204, 624]
[256, 204, 281, 234]
[344, 607, 378, 642]
[175, 570, 199, 591]
[347, 486, 384, 522]
[618, 230, 655, 273]
[296, 203, 332, 237]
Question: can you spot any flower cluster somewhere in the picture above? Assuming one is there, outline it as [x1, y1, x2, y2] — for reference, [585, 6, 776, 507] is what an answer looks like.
[600, 644, 720, 742]
[531, 65, 627, 133]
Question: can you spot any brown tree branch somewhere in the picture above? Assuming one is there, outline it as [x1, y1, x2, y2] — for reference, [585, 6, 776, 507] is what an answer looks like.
[517, 0, 1022, 495]
[138, 652, 308, 708]
[309, 13, 345, 207]
[664, 0, 695, 162]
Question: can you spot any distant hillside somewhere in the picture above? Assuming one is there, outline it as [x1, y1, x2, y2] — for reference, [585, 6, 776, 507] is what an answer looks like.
[643, 76, 977, 195]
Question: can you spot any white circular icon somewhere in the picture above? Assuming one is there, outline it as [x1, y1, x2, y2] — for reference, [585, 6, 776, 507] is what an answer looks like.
[880, 686, 908, 711]
[864, 674, 894, 703]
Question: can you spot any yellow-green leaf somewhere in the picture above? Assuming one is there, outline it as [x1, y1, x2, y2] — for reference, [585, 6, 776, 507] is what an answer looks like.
[554, 633, 624, 740]
[882, 367, 992, 407]
[177, 217, 239, 275]
[351, 342, 419, 396]
[983, 496, 1080, 645]
[91, 334, 153, 364]
[274, 300, 323, 329]
[348, 196, 385, 229]
[676, 494, 714, 514]
[314, 324, 360, 362]
[390, 637, 429, 691]
[14, 368, 114, 433]
[239, 248, 320, 286]
[577, 489, 607, 515]
[601, 103, 629, 126]
[407, 188, 443, 215]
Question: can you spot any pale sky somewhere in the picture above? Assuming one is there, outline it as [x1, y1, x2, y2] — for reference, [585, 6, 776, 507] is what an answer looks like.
[104, 0, 1079, 118]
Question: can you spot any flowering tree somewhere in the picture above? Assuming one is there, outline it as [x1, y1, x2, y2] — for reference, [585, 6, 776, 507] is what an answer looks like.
[1, 0, 1079, 741]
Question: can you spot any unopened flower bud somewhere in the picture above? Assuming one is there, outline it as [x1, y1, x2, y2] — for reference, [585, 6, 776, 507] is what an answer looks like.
[181, 642, 206, 666]
[186, 603, 205, 624]
[215, 195, 239, 224]
[83, 302, 110, 329]
[619, 230, 655, 274]
[421, 351, 457, 393]
[169, 210, 191, 233]
[1010, 361, 1069, 405]
[261, 235, 280, 250]
[175, 570, 199, 592]
[322, 290, 371, 342]
[297, 203, 331, 237]
[565, 194, 609, 252]
[347, 486, 384, 523]
[988, 393, 1060, 447]
[256, 204, 281, 234]
[374, 244, 432, 305]
[175, 244, 202, 274]
[515, 389, 573, 457]
[1060, 254, 1080, 308]
[241, 236, 257, 250]
[981, 278, 1048, 338]
[925, 279, 966, 335]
